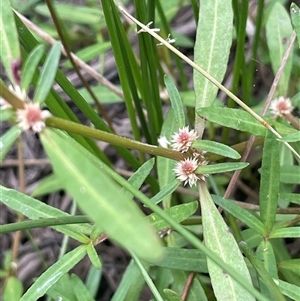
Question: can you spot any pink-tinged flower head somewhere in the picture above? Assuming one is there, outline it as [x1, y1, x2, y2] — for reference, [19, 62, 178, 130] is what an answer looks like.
[270, 97, 293, 117]
[173, 157, 200, 187]
[171, 126, 198, 152]
[16, 103, 51, 133]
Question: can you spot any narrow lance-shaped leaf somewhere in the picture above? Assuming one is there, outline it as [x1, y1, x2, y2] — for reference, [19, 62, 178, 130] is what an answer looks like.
[21, 44, 45, 93]
[198, 181, 255, 301]
[273, 279, 300, 301]
[212, 195, 265, 235]
[280, 165, 300, 184]
[0, 126, 22, 163]
[164, 75, 185, 129]
[196, 162, 249, 175]
[0, 1, 21, 85]
[0, 185, 91, 243]
[291, 3, 300, 48]
[256, 241, 278, 300]
[40, 129, 164, 262]
[20, 245, 87, 301]
[266, 2, 293, 95]
[197, 107, 266, 136]
[194, 0, 233, 136]
[259, 130, 280, 235]
[33, 42, 62, 105]
[192, 140, 241, 159]
[71, 274, 95, 301]
[86, 242, 102, 269]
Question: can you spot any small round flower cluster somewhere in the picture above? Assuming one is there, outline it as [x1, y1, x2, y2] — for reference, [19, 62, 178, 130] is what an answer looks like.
[1, 84, 51, 133]
[159, 126, 208, 187]
[270, 97, 293, 117]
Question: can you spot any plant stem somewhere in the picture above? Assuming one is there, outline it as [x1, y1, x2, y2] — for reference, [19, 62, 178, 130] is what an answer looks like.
[45, 117, 185, 161]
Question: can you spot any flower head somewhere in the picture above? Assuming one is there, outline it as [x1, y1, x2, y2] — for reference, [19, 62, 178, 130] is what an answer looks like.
[16, 103, 51, 133]
[171, 126, 198, 152]
[270, 97, 293, 117]
[173, 157, 200, 187]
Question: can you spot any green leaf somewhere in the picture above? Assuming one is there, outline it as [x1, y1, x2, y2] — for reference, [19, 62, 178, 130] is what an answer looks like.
[85, 265, 102, 298]
[78, 84, 123, 105]
[278, 259, 300, 276]
[240, 242, 286, 301]
[0, 108, 14, 121]
[241, 229, 263, 248]
[212, 195, 265, 235]
[192, 140, 241, 159]
[21, 44, 45, 93]
[194, 0, 233, 110]
[35, 4, 104, 25]
[164, 75, 185, 129]
[198, 182, 254, 301]
[259, 130, 280, 235]
[124, 158, 155, 199]
[64, 42, 111, 68]
[3, 276, 23, 301]
[196, 162, 249, 175]
[269, 227, 300, 238]
[256, 241, 278, 300]
[157, 109, 177, 208]
[147, 201, 198, 231]
[0, 126, 22, 163]
[33, 42, 61, 105]
[197, 107, 266, 136]
[86, 243, 102, 269]
[111, 260, 145, 301]
[278, 130, 300, 142]
[150, 179, 181, 205]
[280, 165, 300, 184]
[291, 3, 300, 49]
[0, 0, 20, 85]
[171, 271, 207, 301]
[46, 275, 76, 301]
[0, 185, 91, 242]
[163, 289, 183, 301]
[266, 2, 293, 95]
[31, 173, 63, 197]
[20, 245, 87, 301]
[279, 192, 300, 204]
[40, 129, 163, 262]
[71, 274, 95, 301]
[273, 279, 300, 301]
[156, 247, 208, 273]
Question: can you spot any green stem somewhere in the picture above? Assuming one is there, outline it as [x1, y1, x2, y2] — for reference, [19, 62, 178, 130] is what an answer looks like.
[46, 117, 185, 161]
[0, 216, 90, 234]
[0, 80, 24, 109]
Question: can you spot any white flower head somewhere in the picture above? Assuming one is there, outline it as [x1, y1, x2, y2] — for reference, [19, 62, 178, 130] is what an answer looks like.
[16, 103, 51, 133]
[173, 157, 200, 187]
[158, 136, 170, 148]
[171, 126, 198, 152]
[270, 97, 293, 117]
